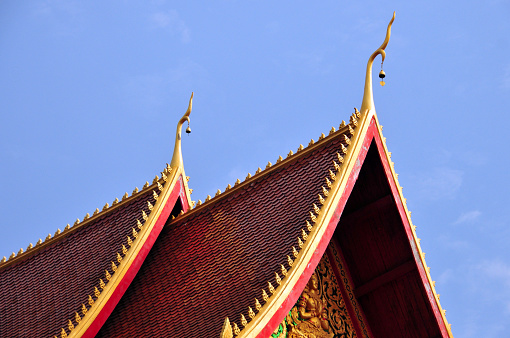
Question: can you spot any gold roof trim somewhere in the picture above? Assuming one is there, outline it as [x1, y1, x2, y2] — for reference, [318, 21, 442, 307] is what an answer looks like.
[62, 164, 186, 338]
[0, 171, 170, 271]
[171, 113, 359, 225]
[224, 110, 360, 337]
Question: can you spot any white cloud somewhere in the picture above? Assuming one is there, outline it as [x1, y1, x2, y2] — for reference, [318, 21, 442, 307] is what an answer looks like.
[453, 210, 481, 225]
[151, 10, 190, 43]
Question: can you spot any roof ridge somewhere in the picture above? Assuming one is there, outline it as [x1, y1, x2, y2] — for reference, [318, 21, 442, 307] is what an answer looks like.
[53, 168, 173, 338]
[171, 109, 361, 224]
[222, 117, 356, 336]
[0, 164, 173, 270]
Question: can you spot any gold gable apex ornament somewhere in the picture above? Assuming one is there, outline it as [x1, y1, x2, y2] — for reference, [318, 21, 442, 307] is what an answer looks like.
[170, 92, 193, 169]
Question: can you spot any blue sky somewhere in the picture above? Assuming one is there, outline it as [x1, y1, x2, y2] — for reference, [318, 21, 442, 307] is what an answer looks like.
[1, 1, 509, 336]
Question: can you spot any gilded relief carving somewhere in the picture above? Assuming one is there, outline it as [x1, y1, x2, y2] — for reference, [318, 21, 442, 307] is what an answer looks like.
[271, 254, 355, 338]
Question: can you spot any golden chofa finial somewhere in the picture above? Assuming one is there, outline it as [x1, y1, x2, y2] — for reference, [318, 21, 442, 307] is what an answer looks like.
[170, 92, 193, 169]
[360, 12, 395, 116]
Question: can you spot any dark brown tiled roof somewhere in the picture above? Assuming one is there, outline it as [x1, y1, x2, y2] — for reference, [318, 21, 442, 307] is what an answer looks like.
[97, 133, 348, 337]
[0, 188, 157, 338]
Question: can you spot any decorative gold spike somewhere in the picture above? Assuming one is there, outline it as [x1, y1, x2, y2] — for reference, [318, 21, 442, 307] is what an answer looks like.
[306, 220, 313, 231]
[225, 184, 232, 191]
[112, 198, 119, 205]
[81, 304, 88, 316]
[122, 245, 128, 255]
[427, 267, 431, 274]
[246, 173, 252, 179]
[233, 323, 241, 335]
[339, 144, 348, 155]
[137, 219, 143, 230]
[191, 200, 196, 207]
[319, 133, 325, 141]
[75, 312, 81, 324]
[411, 225, 417, 232]
[1, 257, 6, 263]
[355, 107, 361, 118]
[276, 155, 283, 163]
[308, 139, 315, 146]
[417, 238, 421, 244]
[339, 120, 346, 128]
[241, 314, 248, 327]
[336, 152, 344, 164]
[65, 224, 71, 231]
[309, 211, 317, 222]
[55, 229, 62, 236]
[329, 127, 336, 134]
[298, 237, 304, 249]
[301, 229, 308, 241]
[297, 144, 304, 152]
[326, 178, 332, 188]
[142, 210, 148, 221]
[147, 201, 154, 211]
[99, 279, 106, 290]
[127, 236, 133, 247]
[180, 210, 184, 215]
[103, 203, 109, 211]
[116, 252, 123, 263]
[256, 167, 262, 174]
[322, 187, 329, 198]
[350, 113, 358, 127]
[422, 252, 426, 258]
[37, 238, 42, 245]
[61, 328, 68, 338]
[122, 192, 129, 201]
[132, 228, 138, 238]
[348, 125, 355, 136]
[68, 319, 74, 331]
[262, 289, 269, 302]
[197, 200, 202, 206]
[280, 265, 288, 278]
[292, 246, 299, 258]
[268, 281, 276, 294]
[287, 255, 294, 267]
[313, 204, 320, 214]
[333, 160, 341, 171]
[9, 252, 15, 259]
[132, 187, 139, 195]
[153, 190, 159, 201]
[17, 248, 23, 255]
[143, 181, 150, 189]
[275, 272, 282, 285]
[152, 175, 159, 184]
[186, 176, 190, 182]
[318, 194, 325, 205]
[161, 172, 167, 181]
[74, 219, 80, 226]
[341, 134, 351, 145]
[105, 270, 112, 281]
[46, 233, 52, 241]
[94, 287, 100, 298]
[205, 195, 211, 202]
[248, 306, 256, 319]
[216, 189, 221, 196]
[437, 294, 441, 300]
[93, 208, 100, 216]
[255, 298, 262, 311]
[266, 161, 272, 169]
[157, 182, 164, 192]
[287, 150, 293, 157]
[329, 169, 336, 181]
[111, 261, 117, 272]
[235, 179, 241, 185]
[442, 309, 446, 315]
[188, 188, 193, 195]
[88, 295, 94, 306]
[171, 215, 175, 219]
[432, 280, 436, 287]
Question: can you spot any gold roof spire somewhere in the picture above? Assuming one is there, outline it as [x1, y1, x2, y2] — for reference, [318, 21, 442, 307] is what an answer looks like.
[360, 12, 395, 116]
[170, 92, 193, 169]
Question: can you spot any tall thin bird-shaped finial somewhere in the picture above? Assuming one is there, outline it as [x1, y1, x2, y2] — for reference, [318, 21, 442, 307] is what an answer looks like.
[170, 92, 193, 169]
[360, 12, 395, 116]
